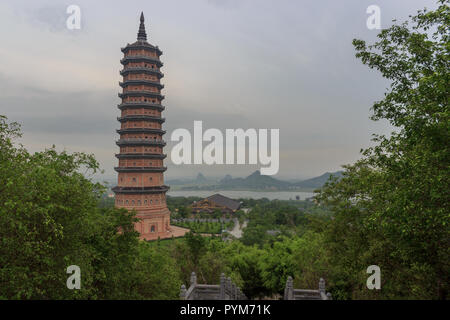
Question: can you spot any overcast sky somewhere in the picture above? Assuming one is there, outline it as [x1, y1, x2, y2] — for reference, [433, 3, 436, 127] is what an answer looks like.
[0, 0, 438, 180]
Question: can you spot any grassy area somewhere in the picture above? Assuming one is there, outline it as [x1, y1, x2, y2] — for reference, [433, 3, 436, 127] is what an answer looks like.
[145, 236, 185, 247]
[171, 220, 234, 234]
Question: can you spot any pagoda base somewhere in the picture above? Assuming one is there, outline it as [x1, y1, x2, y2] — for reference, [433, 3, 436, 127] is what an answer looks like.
[133, 209, 189, 241]
[140, 225, 190, 241]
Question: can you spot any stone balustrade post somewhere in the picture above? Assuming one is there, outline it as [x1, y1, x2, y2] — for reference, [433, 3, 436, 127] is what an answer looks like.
[226, 277, 232, 299]
[319, 278, 325, 294]
[231, 282, 236, 300]
[190, 272, 197, 287]
[284, 276, 293, 300]
[219, 273, 226, 300]
[180, 284, 186, 300]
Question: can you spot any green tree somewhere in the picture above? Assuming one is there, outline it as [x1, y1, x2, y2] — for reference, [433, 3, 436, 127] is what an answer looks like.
[317, 1, 449, 299]
[212, 209, 222, 219]
[290, 232, 330, 293]
[241, 225, 267, 246]
[225, 242, 271, 299]
[185, 232, 206, 268]
[0, 116, 180, 299]
[133, 243, 181, 299]
[178, 206, 190, 219]
[259, 238, 298, 294]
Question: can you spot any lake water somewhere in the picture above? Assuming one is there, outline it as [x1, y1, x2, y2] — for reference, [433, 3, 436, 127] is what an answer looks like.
[167, 190, 315, 201]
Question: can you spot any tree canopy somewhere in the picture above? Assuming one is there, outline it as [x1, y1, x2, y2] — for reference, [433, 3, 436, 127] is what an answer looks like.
[317, 0, 449, 299]
[0, 116, 180, 299]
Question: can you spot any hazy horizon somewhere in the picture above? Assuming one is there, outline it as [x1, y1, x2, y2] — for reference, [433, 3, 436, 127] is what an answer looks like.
[97, 168, 344, 184]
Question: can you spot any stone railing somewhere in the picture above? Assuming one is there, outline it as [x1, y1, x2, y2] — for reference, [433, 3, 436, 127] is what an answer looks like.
[283, 276, 332, 300]
[180, 272, 246, 300]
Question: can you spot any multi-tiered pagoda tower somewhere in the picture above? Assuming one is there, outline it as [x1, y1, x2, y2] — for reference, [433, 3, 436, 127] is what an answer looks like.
[113, 13, 172, 240]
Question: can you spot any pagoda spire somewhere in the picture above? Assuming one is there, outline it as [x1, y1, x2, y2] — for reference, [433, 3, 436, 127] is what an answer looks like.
[137, 12, 147, 41]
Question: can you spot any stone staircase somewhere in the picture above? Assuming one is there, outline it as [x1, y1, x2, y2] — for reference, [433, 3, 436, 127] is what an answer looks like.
[283, 276, 332, 300]
[180, 272, 247, 300]
[179, 272, 332, 300]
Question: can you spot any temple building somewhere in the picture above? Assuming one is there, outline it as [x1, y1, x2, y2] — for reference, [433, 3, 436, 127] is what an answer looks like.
[113, 13, 185, 240]
[191, 194, 242, 215]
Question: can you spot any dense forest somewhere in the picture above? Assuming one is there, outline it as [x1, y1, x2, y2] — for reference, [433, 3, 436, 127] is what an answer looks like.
[0, 1, 448, 299]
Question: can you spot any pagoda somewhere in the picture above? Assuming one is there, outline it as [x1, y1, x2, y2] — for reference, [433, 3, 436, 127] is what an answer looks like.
[113, 13, 176, 240]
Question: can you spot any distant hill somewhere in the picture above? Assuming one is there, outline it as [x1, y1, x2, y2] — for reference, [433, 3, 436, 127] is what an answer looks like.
[220, 174, 233, 183]
[195, 173, 208, 183]
[165, 178, 191, 185]
[169, 170, 343, 191]
[219, 170, 292, 190]
[291, 171, 343, 189]
[167, 173, 216, 186]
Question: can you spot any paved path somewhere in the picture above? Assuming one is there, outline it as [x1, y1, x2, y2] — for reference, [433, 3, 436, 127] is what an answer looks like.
[228, 218, 248, 238]
[140, 225, 189, 241]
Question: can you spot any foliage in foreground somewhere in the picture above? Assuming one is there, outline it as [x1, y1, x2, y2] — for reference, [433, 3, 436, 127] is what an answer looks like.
[317, 0, 449, 299]
[0, 116, 179, 299]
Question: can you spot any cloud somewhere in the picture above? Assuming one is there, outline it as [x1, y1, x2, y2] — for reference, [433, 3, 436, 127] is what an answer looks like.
[25, 4, 69, 32]
[206, 0, 243, 9]
[0, 0, 439, 179]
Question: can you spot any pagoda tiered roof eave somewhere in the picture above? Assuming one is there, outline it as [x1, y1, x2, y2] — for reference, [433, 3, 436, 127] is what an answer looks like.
[119, 80, 164, 89]
[115, 153, 167, 160]
[120, 42, 163, 56]
[118, 91, 165, 100]
[117, 115, 165, 123]
[120, 67, 164, 78]
[112, 185, 170, 194]
[116, 128, 166, 135]
[116, 139, 166, 147]
[117, 102, 165, 111]
[120, 55, 163, 67]
[114, 166, 167, 173]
